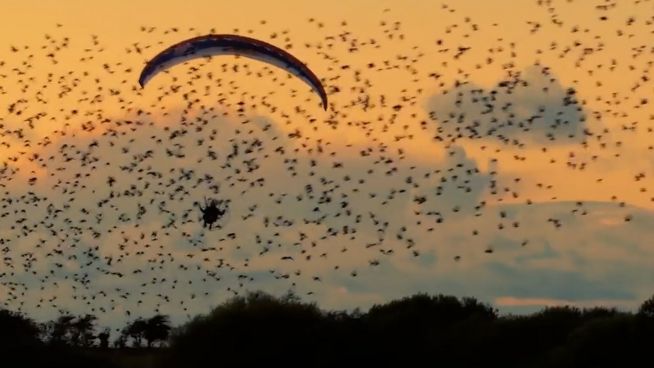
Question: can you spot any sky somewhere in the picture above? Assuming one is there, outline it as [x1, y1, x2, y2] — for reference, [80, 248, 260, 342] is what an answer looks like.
[1, 0, 654, 331]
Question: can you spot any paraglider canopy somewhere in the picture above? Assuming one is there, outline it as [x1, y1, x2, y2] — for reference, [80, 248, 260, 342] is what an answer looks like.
[138, 34, 328, 110]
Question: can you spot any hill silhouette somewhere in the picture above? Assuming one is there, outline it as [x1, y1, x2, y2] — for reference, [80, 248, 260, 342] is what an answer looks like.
[2, 291, 654, 367]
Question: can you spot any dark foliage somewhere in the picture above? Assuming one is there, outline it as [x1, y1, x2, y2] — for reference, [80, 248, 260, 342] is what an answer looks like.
[2, 292, 654, 368]
[0, 309, 42, 349]
[119, 314, 172, 348]
[164, 290, 324, 366]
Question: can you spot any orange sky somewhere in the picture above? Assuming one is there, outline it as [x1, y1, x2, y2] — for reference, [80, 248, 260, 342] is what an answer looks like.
[2, 0, 652, 209]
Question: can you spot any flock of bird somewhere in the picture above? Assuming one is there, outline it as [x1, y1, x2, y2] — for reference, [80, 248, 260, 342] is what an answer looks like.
[0, 1, 651, 327]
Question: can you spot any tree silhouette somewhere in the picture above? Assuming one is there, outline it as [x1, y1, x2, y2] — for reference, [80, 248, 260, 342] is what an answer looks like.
[113, 329, 128, 348]
[122, 317, 150, 347]
[72, 314, 97, 347]
[364, 293, 498, 365]
[5, 291, 654, 368]
[0, 308, 41, 349]
[637, 293, 654, 319]
[43, 313, 98, 347]
[166, 291, 324, 367]
[557, 314, 653, 367]
[97, 328, 110, 349]
[144, 314, 172, 347]
[581, 306, 621, 320]
[45, 314, 76, 346]
[2, 310, 118, 367]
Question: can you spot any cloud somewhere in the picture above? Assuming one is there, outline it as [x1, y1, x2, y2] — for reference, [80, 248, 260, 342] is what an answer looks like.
[494, 296, 639, 312]
[299, 200, 654, 317]
[426, 64, 588, 147]
[485, 262, 636, 301]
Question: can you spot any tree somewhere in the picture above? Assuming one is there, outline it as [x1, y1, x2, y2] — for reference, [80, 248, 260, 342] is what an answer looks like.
[98, 328, 110, 349]
[113, 330, 128, 348]
[0, 308, 41, 349]
[166, 291, 324, 367]
[72, 314, 97, 347]
[46, 314, 76, 346]
[123, 317, 147, 347]
[638, 294, 654, 319]
[144, 314, 171, 347]
[44, 314, 98, 347]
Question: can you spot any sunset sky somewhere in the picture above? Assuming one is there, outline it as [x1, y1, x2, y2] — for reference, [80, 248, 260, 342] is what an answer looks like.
[1, 0, 653, 330]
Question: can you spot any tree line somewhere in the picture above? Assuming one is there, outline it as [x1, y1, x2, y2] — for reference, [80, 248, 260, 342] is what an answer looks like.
[3, 291, 654, 367]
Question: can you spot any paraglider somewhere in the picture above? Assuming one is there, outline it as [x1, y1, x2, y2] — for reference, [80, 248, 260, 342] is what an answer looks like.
[138, 34, 328, 110]
[198, 198, 228, 229]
